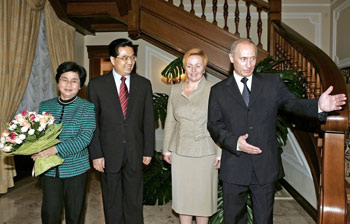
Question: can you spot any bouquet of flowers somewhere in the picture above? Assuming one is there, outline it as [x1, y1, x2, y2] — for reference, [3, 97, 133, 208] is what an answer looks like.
[0, 110, 64, 176]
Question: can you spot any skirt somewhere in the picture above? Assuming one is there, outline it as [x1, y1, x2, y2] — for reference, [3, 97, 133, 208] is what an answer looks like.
[171, 152, 218, 216]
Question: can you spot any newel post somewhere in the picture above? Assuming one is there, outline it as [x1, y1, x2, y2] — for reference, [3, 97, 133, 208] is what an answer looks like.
[268, 0, 281, 55]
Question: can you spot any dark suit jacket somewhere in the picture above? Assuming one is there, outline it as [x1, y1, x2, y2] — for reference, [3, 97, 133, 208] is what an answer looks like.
[207, 73, 318, 185]
[87, 72, 155, 173]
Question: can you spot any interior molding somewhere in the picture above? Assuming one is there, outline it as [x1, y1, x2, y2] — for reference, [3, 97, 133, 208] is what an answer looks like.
[282, 130, 313, 179]
[332, 0, 350, 66]
[145, 45, 176, 80]
[282, 12, 322, 48]
[281, 129, 317, 208]
[338, 57, 350, 69]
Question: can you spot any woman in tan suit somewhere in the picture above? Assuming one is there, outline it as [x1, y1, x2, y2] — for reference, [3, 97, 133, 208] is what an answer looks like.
[163, 48, 221, 224]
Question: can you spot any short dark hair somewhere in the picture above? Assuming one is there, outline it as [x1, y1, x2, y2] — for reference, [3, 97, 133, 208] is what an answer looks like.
[230, 38, 257, 56]
[108, 38, 134, 57]
[55, 61, 87, 88]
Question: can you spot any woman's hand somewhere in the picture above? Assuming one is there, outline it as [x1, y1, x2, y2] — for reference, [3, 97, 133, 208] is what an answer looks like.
[214, 157, 221, 169]
[163, 153, 172, 164]
[31, 146, 58, 159]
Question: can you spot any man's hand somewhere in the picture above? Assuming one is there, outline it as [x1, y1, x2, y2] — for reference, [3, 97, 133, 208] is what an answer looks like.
[93, 158, 105, 172]
[237, 134, 262, 154]
[143, 156, 152, 165]
[319, 86, 347, 112]
[163, 153, 172, 164]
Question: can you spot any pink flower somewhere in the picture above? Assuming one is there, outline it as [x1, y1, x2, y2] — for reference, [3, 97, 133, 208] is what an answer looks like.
[40, 116, 49, 124]
[9, 133, 17, 140]
[22, 120, 31, 129]
[22, 110, 28, 116]
[15, 114, 25, 124]
[29, 114, 36, 120]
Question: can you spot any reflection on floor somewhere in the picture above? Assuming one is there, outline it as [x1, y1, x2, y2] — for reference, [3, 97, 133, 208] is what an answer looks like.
[0, 171, 315, 224]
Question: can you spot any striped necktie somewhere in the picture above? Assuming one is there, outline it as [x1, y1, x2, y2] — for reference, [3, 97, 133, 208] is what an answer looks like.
[120, 76, 128, 118]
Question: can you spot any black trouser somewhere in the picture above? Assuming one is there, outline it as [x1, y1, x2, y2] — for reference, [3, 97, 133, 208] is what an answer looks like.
[223, 171, 275, 224]
[100, 147, 144, 224]
[40, 172, 88, 224]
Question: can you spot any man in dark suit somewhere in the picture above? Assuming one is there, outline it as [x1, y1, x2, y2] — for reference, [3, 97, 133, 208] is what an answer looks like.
[207, 38, 346, 224]
[87, 38, 155, 224]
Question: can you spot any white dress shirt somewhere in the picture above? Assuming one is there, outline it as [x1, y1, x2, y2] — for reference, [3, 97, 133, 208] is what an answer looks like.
[233, 71, 252, 93]
[112, 69, 130, 95]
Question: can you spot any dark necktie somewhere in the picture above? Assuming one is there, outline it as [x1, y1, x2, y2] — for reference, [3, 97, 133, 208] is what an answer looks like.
[241, 77, 250, 106]
[120, 76, 129, 118]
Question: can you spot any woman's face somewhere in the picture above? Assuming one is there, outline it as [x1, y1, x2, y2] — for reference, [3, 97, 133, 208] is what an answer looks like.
[57, 71, 81, 100]
[185, 55, 205, 83]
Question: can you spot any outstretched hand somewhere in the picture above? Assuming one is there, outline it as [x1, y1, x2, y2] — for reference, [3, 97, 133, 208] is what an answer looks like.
[237, 134, 262, 154]
[319, 86, 347, 112]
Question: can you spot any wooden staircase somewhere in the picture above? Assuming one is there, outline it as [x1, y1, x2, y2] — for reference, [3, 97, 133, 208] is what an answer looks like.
[49, 0, 349, 223]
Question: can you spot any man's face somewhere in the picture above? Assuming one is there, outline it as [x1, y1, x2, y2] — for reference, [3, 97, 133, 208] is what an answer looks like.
[229, 42, 256, 77]
[110, 46, 136, 76]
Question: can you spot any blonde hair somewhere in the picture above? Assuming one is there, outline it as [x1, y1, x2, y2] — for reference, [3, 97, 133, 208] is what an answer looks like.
[182, 48, 208, 68]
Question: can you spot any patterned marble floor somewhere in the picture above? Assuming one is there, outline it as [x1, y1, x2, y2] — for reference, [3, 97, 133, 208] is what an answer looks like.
[0, 171, 315, 224]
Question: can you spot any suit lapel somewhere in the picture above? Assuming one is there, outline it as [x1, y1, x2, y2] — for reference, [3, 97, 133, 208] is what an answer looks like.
[126, 73, 137, 119]
[105, 72, 124, 119]
[249, 73, 264, 107]
[225, 75, 247, 108]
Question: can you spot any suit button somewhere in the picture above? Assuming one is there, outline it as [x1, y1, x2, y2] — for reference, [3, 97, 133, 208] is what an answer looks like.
[122, 140, 127, 144]
[249, 127, 253, 130]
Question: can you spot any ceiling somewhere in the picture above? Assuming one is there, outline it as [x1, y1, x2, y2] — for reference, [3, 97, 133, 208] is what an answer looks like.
[49, 0, 130, 35]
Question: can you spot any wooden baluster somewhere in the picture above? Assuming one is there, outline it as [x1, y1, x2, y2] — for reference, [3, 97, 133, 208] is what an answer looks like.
[292, 48, 298, 69]
[201, 0, 206, 19]
[179, 0, 184, 10]
[257, 6, 263, 48]
[245, 0, 251, 39]
[234, 0, 240, 37]
[306, 61, 312, 98]
[287, 43, 292, 69]
[297, 51, 303, 73]
[190, 0, 195, 14]
[223, 0, 229, 31]
[311, 67, 316, 98]
[315, 72, 322, 97]
[212, 0, 218, 25]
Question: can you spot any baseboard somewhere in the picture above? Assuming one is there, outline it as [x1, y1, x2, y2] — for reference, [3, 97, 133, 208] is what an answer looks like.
[279, 178, 317, 222]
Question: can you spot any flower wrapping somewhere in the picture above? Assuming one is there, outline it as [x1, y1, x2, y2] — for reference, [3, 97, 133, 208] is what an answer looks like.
[0, 110, 64, 176]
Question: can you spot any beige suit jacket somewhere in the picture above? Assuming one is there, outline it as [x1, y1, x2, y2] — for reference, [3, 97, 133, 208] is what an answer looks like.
[163, 78, 221, 158]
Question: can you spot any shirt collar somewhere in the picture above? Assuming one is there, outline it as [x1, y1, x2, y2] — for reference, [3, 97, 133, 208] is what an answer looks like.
[112, 69, 130, 81]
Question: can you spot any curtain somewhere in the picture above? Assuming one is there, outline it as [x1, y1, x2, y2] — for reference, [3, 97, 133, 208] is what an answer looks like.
[0, 0, 45, 193]
[44, 1, 75, 87]
[15, 10, 57, 115]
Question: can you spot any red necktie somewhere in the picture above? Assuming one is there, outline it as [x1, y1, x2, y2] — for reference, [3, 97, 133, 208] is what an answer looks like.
[119, 76, 128, 118]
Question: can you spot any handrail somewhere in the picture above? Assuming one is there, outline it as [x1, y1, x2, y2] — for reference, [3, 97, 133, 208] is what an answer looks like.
[270, 21, 348, 132]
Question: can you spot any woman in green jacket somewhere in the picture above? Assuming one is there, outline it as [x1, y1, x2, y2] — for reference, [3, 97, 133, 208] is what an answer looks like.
[33, 61, 96, 224]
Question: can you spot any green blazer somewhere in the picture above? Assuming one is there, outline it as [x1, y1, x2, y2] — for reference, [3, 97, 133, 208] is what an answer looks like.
[39, 97, 96, 178]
